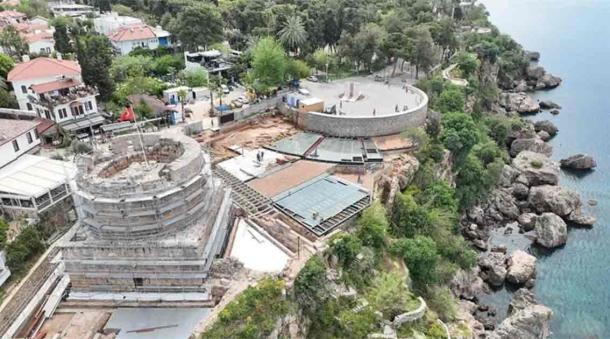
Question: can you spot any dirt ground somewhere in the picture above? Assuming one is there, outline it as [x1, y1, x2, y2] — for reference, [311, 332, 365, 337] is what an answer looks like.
[39, 310, 113, 339]
[193, 115, 298, 160]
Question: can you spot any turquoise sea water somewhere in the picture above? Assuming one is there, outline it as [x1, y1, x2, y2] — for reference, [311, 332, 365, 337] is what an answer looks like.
[481, 1, 610, 337]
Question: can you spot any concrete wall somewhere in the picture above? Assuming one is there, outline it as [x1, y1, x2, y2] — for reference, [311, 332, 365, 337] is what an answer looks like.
[294, 102, 427, 137]
[285, 85, 429, 137]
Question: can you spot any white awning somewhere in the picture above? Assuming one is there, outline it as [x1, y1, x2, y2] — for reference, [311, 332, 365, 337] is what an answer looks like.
[0, 155, 76, 198]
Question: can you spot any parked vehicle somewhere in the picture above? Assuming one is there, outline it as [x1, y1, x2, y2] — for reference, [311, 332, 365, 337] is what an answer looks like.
[221, 84, 230, 94]
[306, 75, 319, 82]
[298, 88, 310, 95]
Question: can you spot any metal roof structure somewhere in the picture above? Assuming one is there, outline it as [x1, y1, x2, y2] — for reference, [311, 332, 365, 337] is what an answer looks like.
[266, 132, 321, 157]
[273, 174, 370, 235]
[0, 154, 76, 198]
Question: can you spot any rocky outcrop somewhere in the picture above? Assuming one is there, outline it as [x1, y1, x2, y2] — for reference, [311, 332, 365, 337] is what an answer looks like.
[525, 51, 540, 61]
[566, 210, 596, 226]
[510, 137, 553, 157]
[533, 120, 558, 137]
[518, 213, 537, 231]
[499, 92, 540, 114]
[526, 65, 562, 90]
[451, 267, 486, 301]
[479, 252, 508, 287]
[528, 185, 582, 217]
[506, 250, 537, 285]
[534, 213, 568, 248]
[489, 289, 552, 339]
[537, 131, 551, 141]
[539, 100, 561, 110]
[560, 154, 597, 171]
[512, 151, 560, 186]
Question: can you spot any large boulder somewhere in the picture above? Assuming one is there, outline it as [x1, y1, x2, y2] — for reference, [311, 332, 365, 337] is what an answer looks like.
[534, 213, 568, 248]
[525, 51, 540, 61]
[518, 213, 537, 231]
[536, 73, 562, 90]
[534, 120, 558, 137]
[507, 250, 537, 285]
[499, 92, 540, 114]
[560, 154, 597, 171]
[566, 210, 597, 226]
[512, 151, 560, 186]
[489, 289, 552, 339]
[451, 267, 486, 301]
[538, 100, 561, 110]
[526, 65, 546, 80]
[510, 137, 553, 157]
[528, 185, 582, 216]
[479, 252, 508, 287]
[490, 188, 521, 220]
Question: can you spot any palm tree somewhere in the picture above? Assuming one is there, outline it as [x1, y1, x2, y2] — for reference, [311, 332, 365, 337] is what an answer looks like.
[278, 16, 308, 55]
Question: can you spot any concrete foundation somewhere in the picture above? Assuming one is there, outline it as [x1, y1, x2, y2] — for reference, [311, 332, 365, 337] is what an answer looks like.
[61, 133, 233, 294]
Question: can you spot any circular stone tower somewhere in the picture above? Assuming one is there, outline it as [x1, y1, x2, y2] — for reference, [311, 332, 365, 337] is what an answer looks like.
[62, 133, 233, 295]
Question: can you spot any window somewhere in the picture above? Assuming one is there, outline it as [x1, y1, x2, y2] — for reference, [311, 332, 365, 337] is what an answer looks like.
[71, 105, 83, 116]
[12, 140, 19, 152]
[85, 101, 93, 111]
[26, 103, 32, 111]
[44, 110, 50, 120]
[26, 131, 32, 144]
[34, 129, 39, 139]
[133, 277, 144, 287]
[58, 108, 67, 119]
[21, 85, 27, 94]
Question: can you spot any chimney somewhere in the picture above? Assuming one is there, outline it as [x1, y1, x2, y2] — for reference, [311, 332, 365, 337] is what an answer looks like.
[22, 55, 30, 62]
[56, 52, 62, 60]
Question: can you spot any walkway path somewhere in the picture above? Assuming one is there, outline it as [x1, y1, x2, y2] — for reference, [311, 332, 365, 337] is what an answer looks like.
[442, 64, 469, 87]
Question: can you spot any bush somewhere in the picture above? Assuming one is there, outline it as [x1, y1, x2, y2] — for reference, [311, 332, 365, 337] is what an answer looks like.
[181, 69, 208, 87]
[440, 111, 479, 159]
[436, 88, 465, 113]
[5, 226, 45, 274]
[367, 272, 418, 319]
[203, 278, 290, 339]
[391, 193, 433, 238]
[530, 160, 543, 168]
[294, 256, 329, 316]
[0, 218, 8, 249]
[391, 235, 440, 286]
[329, 233, 363, 268]
[356, 202, 388, 249]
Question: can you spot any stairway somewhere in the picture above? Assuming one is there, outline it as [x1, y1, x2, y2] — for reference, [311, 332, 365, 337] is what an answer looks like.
[213, 167, 273, 216]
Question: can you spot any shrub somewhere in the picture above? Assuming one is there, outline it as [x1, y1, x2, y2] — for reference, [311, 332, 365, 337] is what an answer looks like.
[71, 140, 92, 154]
[530, 160, 543, 168]
[356, 202, 388, 249]
[203, 278, 290, 339]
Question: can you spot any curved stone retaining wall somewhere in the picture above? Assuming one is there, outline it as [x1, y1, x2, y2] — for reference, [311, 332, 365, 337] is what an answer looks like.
[294, 85, 428, 137]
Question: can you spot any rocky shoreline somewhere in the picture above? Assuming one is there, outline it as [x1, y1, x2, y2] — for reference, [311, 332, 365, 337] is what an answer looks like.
[452, 54, 596, 338]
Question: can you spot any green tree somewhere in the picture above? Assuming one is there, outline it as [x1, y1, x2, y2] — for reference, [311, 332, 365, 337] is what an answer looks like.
[0, 26, 28, 58]
[113, 76, 166, 101]
[278, 15, 308, 54]
[356, 202, 388, 249]
[392, 235, 440, 285]
[249, 37, 287, 91]
[286, 59, 310, 80]
[311, 48, 333, 75]
[169, 4, 224, 51]
[452, 51, 479, 77]
[109, 55, 153, 83]
[151, 54, 183, 76]
[0, 53, 14, 79]
[391, 192, 432, 238]
[0, 218, 8, 249]
[294, 256, 329, 317]
[52, 17, 74, 54]
[329, 233, 362, 268]
[436, 88, 465, 113]
[182, 69, 208, 87]
[134, 98, 153, 119]
[367, 272, 416, 319]
[409, 26, 438, 79]
[76, 34, 115, 101]
[440, 111, 479, 158]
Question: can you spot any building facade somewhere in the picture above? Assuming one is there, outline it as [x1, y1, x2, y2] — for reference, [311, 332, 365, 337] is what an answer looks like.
[0, 118, 40, 166]
[7, 57, 103, 134]
[107, 24, 171, 55]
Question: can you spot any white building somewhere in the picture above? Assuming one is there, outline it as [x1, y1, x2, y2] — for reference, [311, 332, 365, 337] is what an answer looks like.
[48, 2, 96, 17]
[0, 118, 40, 166]
[0, 11, 55, 55]
[0, 251, 10, 288]
[107, 24, 171, 55]
[7, 57, 104, 135]
[93, 12, 143, 35]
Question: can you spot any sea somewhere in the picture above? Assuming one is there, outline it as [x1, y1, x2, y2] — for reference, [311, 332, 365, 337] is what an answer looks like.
[480, 1, 610, 337]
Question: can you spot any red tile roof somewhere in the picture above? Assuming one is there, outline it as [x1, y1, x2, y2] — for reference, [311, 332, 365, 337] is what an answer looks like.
[0, 118, 38, 146]
[0, 10, 26, 19]
[107, 24, 156, 42]
[31, 78, 81, 94]
[23, 31, 54, 43]
[7, 57, 81, 82]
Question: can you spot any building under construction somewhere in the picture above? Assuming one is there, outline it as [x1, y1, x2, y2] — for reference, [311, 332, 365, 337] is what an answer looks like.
[61, 132, 233, 295]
